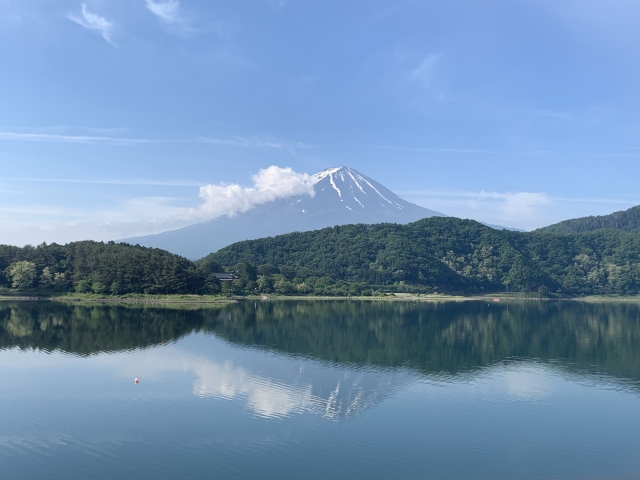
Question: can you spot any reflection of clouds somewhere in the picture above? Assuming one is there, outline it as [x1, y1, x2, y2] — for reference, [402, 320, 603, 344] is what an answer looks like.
[503, 369, 550, 400]
[187, 357, 411, 420]
[465, 364, 552, 402]
[92, 337, 417, 420]
[112, 351, 320, 418]
[192, 360, 314, 418]
[0, 338, 414, 420]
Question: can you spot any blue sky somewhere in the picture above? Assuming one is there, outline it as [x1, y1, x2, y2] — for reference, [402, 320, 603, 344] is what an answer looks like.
[1, 0, 640, 245]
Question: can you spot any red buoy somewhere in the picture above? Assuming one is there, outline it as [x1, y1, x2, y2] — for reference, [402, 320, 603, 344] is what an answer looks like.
[134, 378, 139, 384]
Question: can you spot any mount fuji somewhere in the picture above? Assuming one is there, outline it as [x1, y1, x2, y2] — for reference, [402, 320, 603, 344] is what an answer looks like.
[125, 166, 444, 259]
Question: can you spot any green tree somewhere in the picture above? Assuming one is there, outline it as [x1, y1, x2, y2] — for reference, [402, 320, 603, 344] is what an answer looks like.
[8, 261, 37, 289]
[274, 278, 294, 295]
[39, 267, 54, 289]
[257, 275, 275, 293]
[75, 280, 92, 293]
[53, 273, 68, 290]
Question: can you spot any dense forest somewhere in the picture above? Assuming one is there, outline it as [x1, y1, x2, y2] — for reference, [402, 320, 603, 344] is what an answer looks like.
[205, 217, 640, 296]
[3, 216, 640, 297]
[0, 241, 221, 295]
[538, 205, 640, 234]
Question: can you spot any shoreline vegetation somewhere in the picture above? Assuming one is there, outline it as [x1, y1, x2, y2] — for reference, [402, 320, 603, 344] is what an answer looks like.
[2, 291, 640, 305]
[3, 217, 640, 301]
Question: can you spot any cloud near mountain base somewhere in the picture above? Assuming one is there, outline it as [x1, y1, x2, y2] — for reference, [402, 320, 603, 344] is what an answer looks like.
[195, 166, 316, 218]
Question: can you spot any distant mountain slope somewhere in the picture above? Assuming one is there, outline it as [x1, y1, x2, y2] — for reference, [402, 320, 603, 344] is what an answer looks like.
[537, 205, 640, 234]
[205, 216, 640, 296]
[125, 166, 445, 259]
[482, 222, 526, 232]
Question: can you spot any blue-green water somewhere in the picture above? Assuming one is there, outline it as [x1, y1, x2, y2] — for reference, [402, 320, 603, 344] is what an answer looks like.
[1, 300, 640, 479]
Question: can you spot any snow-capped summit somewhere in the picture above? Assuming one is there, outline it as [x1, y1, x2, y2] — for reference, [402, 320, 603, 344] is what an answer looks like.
[298, 166, 441, 219]
[125, 166, 444, 259]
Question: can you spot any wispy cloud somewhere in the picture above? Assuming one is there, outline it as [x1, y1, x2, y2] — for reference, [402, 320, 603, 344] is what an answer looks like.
[67, 3, 115, 46]
[10, 177, 202, 187]
[473, 191, 551, 219]
[401, 189, 553, 229]
[0, 129, 321, 152]
[410, 54, 440, 87]
[403, 188, 640, 230]
[145, 0, 180, 23]
[403, 189, 640, 206]
[198, 135, 317, 156]
[0, 131, 152, 145]
[527, 109, 572, 120]
[198, 136, 287, 149]
[145, 0, 196, 34]
[373, 144, 555, 155]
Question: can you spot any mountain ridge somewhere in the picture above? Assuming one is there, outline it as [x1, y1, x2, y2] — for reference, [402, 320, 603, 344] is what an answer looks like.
[537, 205, 640, 234]
[205, 216, 640, 296]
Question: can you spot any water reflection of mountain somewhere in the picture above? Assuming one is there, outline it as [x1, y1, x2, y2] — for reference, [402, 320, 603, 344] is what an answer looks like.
[183, 346, 414, 420]
[2, 300, 640, 386]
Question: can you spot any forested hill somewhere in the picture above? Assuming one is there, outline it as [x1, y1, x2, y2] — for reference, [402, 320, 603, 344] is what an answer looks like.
[205, 217, 640, 296]
[4, 217, 640, 297]
[537, 205, 640, 234]
[0, 241, 220, 295]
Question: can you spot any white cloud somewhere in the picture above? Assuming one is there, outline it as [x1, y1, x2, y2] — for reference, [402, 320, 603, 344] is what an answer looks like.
[145, 0, 181, 23]
[67, 3, 115, 45]
[198, 136, 291, 150]
[0, 128, 320, 152]
[375, 144, 555, 155]
[403, 189, 554, 230]
[11, 177, 201, 187]
[0, 166, 318, 245]
[196, 165, 316, 218]
[197, 135, 315, 156]
[475, 191, 551, 218]
[0, 131, 152, 145]
[404, 190, 640, 230]
[145, 0, 196, 34]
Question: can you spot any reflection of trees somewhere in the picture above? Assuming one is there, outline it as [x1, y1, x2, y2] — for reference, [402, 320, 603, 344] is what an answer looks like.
[0, 302, 220, 355]
[2, 300, 640, 386]
[205, 301, 640, 383]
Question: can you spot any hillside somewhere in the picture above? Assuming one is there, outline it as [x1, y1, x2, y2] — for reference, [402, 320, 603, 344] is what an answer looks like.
[0, 241, 220, 295]
[537, 205, 640, 234]
[204, 217, 640, 296]
[4, 217, 640, 297]
[124, 166, 444, 258]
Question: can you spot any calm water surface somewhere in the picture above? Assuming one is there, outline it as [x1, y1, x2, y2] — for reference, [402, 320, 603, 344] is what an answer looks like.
[1, 300, 640, 479]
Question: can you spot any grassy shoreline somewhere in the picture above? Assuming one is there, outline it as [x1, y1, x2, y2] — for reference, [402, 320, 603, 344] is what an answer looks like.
[2, 291, 640, 304]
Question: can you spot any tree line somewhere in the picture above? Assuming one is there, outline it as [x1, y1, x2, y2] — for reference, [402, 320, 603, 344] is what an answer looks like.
[3, 216, 640, 297]
[204, 217, 640, 296]
[0, 241, 221, 295]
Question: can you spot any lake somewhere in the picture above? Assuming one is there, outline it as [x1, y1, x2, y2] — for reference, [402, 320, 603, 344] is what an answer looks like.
[1, 300, 640, 480]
